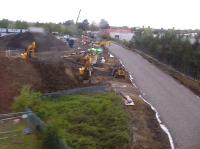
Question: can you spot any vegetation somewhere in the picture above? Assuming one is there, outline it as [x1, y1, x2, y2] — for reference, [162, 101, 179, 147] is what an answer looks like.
[99, 19, 110, 29]
[133, 28, 200, 80]
[12, 86, 131, 149]
[42, 126, 63, 149]
[15, 20, 29, 29]
[0, 120, 40, 149]
[0, 18, 103, 35]
[34, 21, 82, 35]
[101, 33, 111, 40]
[0, 19, 10, 28]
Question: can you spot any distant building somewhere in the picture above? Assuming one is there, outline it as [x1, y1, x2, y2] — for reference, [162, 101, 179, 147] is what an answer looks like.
[100, 28, 135, 41]
[177, 32, 198, 44]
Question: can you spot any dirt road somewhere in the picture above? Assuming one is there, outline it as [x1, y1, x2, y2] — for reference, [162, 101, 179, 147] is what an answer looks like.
[108, 43, 200, 149]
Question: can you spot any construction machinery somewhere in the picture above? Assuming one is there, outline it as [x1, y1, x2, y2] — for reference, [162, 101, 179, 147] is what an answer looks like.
[76, 9, 81, 24]
[95, 41, 111, 48]
[112, 65, 126, 78]
[79, 52, 97, 82]
[20, 41, 36, 60]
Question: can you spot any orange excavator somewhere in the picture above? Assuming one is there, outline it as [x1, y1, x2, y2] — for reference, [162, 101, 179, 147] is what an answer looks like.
[20, 41, 36, 60]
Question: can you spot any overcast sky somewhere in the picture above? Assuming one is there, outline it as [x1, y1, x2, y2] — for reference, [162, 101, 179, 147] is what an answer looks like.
[0, 0, 199, 29]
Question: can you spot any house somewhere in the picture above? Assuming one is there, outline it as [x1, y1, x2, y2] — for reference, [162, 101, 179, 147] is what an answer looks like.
[100, 28, 135, 41]
[177, 32, 199, 44]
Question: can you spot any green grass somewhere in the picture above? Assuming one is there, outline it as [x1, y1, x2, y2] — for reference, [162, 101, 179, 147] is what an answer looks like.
[12, 86, 131, 149]
[0, 121, 40, 149]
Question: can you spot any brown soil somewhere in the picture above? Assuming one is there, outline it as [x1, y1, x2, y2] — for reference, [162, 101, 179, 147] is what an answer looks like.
[0, 36, 170, 148]
[0, 58, 42, 112]
[110, 81, 171, 149]
[0, 32, 74, 113]
[0, 47, 125, 113]
[0, 57, 81, 113]
[0, 32, 69, 51]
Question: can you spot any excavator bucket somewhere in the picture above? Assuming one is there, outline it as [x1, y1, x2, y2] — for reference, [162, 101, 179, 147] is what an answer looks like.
[79, 67, 85, 76]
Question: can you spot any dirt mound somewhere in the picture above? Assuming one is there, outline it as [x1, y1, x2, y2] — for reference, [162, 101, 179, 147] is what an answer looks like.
[31, 60, 80, 92]
[0, 58, 80, 113]
[0, 32, 69, 51]
[0, 58, 42, 112]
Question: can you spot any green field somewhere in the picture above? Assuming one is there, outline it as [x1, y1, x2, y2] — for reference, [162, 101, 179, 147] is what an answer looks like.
[12, 86, 131, 149]
[0, 120, 40, 149]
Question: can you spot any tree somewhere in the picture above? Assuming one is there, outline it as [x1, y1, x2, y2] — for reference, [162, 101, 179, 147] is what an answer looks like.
[133, 29, 200, 79]
[15, 20, 29, 29]
[99, 19, 109, 29]
[78, 19, 89, 31]
[0, 19, 10, 28]
[89, 21, 99, 31]
[63, 20, 74, 26]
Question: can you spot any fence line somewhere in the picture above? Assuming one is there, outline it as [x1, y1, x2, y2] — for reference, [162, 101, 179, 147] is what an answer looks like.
[0, 49, 23, 58]
[25, 109, 68, 149]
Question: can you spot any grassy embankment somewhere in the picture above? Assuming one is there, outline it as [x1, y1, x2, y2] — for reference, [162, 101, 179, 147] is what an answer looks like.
[12, 86, 131, 149]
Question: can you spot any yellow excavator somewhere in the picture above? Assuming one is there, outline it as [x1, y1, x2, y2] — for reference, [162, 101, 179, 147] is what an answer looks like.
[95, 41, 111, 48]
[20, 41, 36, 60]
[112, 65, 126, 78]
[79, 53, 97, 82]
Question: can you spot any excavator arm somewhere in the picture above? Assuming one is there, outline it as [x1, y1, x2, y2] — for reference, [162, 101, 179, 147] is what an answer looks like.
[20, 41, 36, 60]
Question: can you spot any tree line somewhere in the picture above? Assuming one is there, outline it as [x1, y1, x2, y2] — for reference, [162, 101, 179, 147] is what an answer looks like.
[132, 28, 200, 80]
[0, 19, 110, 35]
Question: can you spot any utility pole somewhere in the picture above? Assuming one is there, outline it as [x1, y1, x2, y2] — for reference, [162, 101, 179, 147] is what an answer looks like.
[76, 9, 81, 24]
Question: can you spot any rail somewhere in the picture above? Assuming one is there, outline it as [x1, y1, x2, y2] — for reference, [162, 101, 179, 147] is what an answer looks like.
[0, 49, 22, 58]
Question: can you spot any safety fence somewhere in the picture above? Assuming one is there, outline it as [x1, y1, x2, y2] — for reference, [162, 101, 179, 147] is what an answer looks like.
[0, 111, 32, 141]
[0, 110, 68, 149]
[0, 49, 22, 58]
[25, 110, 47, 131]
[44, 85, 109, 98]
[25, 110, 69, 149]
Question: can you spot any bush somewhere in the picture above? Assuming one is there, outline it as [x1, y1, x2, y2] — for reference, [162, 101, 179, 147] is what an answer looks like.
[13, 88, 131, 149]
[134, 29, 200, 79]
[101, 34, 111, 40]
[42, 126, 62, 149]
[12, 85, 42, 111]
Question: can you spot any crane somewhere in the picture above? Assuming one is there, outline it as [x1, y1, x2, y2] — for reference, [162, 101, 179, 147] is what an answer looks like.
[76, 9, 81, 24]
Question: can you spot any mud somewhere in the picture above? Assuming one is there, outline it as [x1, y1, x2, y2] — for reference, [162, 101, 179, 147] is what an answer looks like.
[110, 81, 170, 149]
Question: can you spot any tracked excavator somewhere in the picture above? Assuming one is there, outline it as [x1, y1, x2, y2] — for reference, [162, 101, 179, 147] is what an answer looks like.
[79, 52, 97, 82]
[20, 41, 36, 60]
[112, 64, 126, 78]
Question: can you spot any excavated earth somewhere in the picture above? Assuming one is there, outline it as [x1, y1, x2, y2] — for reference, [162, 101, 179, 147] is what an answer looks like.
[0, 32, 68, 51]
[0, 32, 122, 113]
[0, 33, 170, 148]
[0, 32, 77, 112]
[0, 57, 82, 113]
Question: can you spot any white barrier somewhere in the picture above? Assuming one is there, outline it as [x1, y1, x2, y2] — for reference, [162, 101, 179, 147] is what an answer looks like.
[5, 50, 21, 58]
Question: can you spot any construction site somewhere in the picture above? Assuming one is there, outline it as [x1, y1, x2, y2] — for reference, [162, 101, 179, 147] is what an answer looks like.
[2, 0, 200, 147]
[0, 30, 171, 149]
